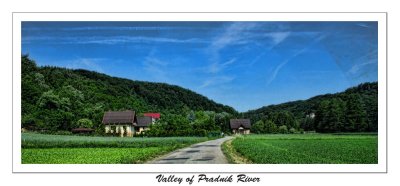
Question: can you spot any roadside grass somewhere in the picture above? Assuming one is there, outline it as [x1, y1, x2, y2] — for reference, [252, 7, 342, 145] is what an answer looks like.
[222, 139, 252, 164]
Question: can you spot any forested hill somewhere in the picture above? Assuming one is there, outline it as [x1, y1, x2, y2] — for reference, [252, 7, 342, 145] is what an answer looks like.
[243, 82, 378, 132]
[21, 55, 378, 134]
[21, 55, 237, 131]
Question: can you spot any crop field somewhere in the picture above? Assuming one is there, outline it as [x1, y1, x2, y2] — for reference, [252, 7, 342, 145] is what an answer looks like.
[21, 133, 209, 164]
[229, 134, 378, 164]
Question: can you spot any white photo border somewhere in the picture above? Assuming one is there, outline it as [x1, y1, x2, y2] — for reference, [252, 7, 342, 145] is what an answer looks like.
[12, 12, 387, 173]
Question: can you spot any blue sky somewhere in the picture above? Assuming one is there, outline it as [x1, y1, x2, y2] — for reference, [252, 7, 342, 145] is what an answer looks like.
[22, 21, 378, 112]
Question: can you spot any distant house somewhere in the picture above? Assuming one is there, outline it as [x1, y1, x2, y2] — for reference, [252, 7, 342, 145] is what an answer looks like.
[102, 110, 156, 137]
[230, 119, 251, 134]
[136, 116, 153, 134]
[102, 110, 137, 137]
[143, 113, 161, 123]
[306, 113, 315, 119]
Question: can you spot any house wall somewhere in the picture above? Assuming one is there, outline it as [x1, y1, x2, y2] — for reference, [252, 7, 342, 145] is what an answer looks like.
[105, 124, 134, 137]
[135, 127, 149, 134]
[232, 129, 250, 134]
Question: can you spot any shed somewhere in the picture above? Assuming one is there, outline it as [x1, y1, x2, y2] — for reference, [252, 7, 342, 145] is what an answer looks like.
[135, 116, 153, 134]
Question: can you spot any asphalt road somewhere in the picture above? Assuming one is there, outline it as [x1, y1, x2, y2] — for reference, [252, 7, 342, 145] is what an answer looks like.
[148, 136, 233, 164]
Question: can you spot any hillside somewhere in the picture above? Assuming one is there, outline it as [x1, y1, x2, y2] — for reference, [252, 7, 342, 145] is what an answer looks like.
[21, 55, 378, 134]
[243, 82, 378, 132]
[21, 55, 237, 132]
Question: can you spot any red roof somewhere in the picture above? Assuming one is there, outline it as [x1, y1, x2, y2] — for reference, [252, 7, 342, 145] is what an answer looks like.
[143, 113, 161, 119]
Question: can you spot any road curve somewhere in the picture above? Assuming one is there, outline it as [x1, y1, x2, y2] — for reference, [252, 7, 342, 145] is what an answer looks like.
[148, 136, 233, 164]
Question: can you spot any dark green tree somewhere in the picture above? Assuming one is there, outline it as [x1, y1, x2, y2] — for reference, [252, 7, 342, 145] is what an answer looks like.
[265, 120, 277, 133]
[345, 94, 369, 132]
[251, 120, 265, 134]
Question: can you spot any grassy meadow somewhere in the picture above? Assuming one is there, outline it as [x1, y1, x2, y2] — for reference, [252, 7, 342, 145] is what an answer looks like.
[225, 133, 378, 164]
[21, 133, 209, 164]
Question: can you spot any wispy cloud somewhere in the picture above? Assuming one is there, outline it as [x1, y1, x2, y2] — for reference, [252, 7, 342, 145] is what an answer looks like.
[22, 36, 207, 45]
[210, 22, 259, 51]
[348, 60, 377, 74]
[348, 49, 378, 75]
[73, 36, 206, 45]
[266, 34, 327, 85]
[142, 56, 172, 83]
[356, 23, 370, 28]
[206, 22, 259, 74]
[206, 22, 293, 70]
[207, 58, 236, 73]
[65, 58, 106, 73]
[23, 26, 194, 32]
[266, 32, 291, 46]
[246, 32, 292, 66]
[199, 76, 235, 89]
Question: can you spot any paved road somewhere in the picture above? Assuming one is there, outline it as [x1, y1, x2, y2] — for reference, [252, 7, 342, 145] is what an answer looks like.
[148, 136, 233, 164]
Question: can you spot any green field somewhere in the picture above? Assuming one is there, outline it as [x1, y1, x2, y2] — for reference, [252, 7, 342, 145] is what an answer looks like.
[21, 133, 208, 164]
[228, 134, 378, 164]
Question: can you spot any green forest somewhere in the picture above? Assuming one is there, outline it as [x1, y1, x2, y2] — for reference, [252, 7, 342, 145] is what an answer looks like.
[21, 55, 237, 136]
[21, 55, 378, 136]
[244, 82, 378, 133]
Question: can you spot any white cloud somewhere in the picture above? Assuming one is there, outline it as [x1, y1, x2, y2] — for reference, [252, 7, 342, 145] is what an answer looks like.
[199, 76, 235, 89]
[142, 56, 171, 83]
[74, 36, 205, 45]
[356, 23, 370, 28]
[211, 22, 259, 51]
[205, 23, 293, 73]
[266, 34, 327, 85]
[206, 22, 259, 74]
[266, 32, 291, 46]
[348, 60, 377, 74]
[66, 58, 105, 73]
[22, 36, 207, 45]
[348, 49, 378, 75]
[208, 58, 236, 73]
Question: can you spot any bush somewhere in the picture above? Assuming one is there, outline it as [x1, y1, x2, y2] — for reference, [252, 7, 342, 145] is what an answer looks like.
[278, 125, 288, 134]
[289, 127, 296, 134]
[207, 131, 221, 138]
[77, 118, 93, 128]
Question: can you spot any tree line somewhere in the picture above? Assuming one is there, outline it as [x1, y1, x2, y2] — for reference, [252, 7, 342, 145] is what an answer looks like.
[22, 55, 377, 135]
[246, 82, 378, 133]
[21, 55, 237, 135]
[146, 111, 233, 137]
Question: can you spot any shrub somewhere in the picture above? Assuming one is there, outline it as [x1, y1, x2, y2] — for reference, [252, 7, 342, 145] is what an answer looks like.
[278, 125, 288, 134]
[289, 127, 296, 134]
[207, 131, 221, 138]
[77, 118, 93, 128]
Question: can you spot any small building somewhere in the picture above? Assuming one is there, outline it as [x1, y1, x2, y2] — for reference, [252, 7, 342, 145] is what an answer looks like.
[306, 113, 315, 119]
[230, 119, 251, 134]
[102, 110, 137, 137]
[143, 113, 161, 123]
[71, 128, 94, 134]
[136, 116, 153, 134]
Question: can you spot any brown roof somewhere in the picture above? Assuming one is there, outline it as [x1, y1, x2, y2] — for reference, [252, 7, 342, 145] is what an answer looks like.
[230, 119, 251, 129]
[137, 116, 152, 127]
[71, 128, 94, 133]
[102, 110, 136, 125]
